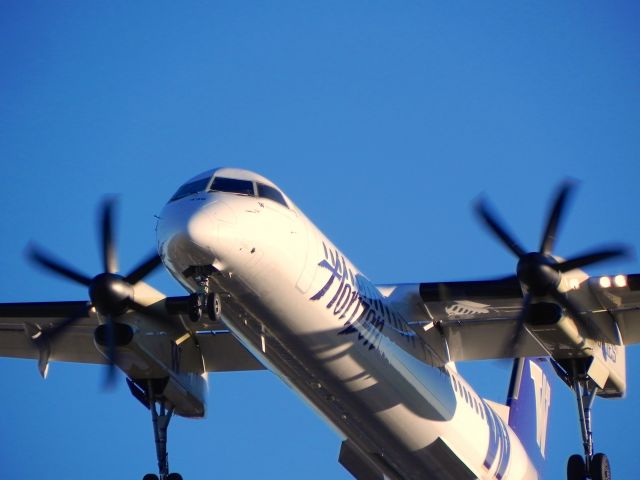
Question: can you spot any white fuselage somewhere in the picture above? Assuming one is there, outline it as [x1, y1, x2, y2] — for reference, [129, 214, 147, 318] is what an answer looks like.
[157, 181, 539, 480]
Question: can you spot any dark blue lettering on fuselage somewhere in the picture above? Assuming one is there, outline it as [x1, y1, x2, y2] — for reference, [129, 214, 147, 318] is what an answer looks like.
[482, 401, 511, 479]
[310, 243, 401, 351]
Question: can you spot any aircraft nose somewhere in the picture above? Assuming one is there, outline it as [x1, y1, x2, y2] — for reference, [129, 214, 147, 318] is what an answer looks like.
[185, 207, 218, 248]
[156, 198, 236, 267]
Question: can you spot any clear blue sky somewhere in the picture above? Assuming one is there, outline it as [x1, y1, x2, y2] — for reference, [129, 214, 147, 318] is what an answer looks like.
[1, 2, 639, 479]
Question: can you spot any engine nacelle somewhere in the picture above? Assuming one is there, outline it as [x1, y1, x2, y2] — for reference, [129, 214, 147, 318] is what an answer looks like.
[94, 321, 207, 417]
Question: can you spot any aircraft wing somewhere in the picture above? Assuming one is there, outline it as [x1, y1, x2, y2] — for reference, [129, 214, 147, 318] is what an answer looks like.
[591, 273, 640, 344]
[0, 300, 264, 373]
[382, 273, 640, 363]
[382, 278, 549, 362]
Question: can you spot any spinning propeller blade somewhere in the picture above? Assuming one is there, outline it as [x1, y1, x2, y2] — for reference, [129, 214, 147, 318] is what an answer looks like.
[28, 246, 92, 287]
[539, 181, 573, 255]
[476, 181, 629, 354]
[101, 198, 119, 274]
[475, 199, 527, 259]
[27, 198, 167, 387]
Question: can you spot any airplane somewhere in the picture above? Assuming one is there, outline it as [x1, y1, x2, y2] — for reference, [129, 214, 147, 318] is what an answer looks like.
[0, 167, 637, 480]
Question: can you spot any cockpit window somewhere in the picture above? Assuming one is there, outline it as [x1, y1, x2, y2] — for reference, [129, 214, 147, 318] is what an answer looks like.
[170, 175, 288, 207]
[169, 177, 211, 202]
[209, 177, 255, 196]
[257, 183, 288, 208]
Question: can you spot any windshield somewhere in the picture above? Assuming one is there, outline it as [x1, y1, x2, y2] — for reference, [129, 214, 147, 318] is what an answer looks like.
[209, 177, 255, 196]
[257, 183, 288, 208]
[169, 174, 289, 207]
[169, 177, 211, 202]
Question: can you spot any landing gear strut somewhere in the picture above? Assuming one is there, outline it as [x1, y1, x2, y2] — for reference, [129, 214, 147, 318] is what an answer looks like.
[566, 364, 611, 480]
[143, 380, 183, 480]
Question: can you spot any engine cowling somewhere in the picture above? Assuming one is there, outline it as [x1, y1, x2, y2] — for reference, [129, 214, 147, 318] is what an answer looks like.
[93, 319, 207, 417]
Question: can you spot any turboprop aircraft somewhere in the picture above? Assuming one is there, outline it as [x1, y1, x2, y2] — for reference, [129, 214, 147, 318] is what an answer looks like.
[0, 167, 637, 480]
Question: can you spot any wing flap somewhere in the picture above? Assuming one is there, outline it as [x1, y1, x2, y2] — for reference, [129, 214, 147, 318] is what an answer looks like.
[197, 331, 264, 372]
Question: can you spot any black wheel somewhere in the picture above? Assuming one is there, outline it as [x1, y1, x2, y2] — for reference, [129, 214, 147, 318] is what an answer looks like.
[142, 474, 159, 480]
[206, 292, 222, 322]
[591, 453, 611, 480]
[167, 473, 183, 480]
[188, 294, 203, 322]
[567, 454, 586, 480]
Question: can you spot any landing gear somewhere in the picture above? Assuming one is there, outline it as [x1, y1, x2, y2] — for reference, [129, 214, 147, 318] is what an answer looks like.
[590, 453, 611, 480]
[143, 473, 183, 480]
[567, 454, 586, 480]
[565, 363, 612, 480]
[187, 267, 222, 323]
[206, 292, 222, 322]
[188, 294, 203, 322]
[188, 292, 222, 322]
[143, 380, 183, 480]
[567, 453, 611, 480]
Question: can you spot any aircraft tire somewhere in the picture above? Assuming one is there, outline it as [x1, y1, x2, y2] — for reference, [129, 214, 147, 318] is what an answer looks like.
[167, 473, 183, 480]
[142, 474, 159, 480]
[206, 292, 222, 322]
[590, 453, 611, 480]
[567, 454, 586, 480]
[188, 294, 203, 322]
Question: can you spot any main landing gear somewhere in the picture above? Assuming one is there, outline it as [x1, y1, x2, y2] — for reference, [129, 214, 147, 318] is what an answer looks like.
[565, 364, 611, 480]
[140, 380, 183, 480]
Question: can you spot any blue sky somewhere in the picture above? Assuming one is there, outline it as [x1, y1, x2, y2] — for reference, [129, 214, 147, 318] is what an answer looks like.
[1, 2, 639, 479]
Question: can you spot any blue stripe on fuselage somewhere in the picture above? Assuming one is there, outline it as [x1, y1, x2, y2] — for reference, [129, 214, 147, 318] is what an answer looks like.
[483, 402, 511, 479]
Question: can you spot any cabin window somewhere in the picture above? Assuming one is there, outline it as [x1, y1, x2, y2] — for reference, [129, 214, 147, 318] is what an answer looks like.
[257, 183, 288, 208]
[169, 177, 211, 202]
[209, 177, 255, 196]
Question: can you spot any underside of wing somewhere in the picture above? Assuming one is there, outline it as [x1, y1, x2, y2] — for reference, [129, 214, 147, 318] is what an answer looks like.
[382, 272, 640, 396]
[196, 331, 265, 371]
[0, 302, 102, 366]
[590, 273, 640, 344]
[381, 279, 550, 363]
[0, 299, 263, 375]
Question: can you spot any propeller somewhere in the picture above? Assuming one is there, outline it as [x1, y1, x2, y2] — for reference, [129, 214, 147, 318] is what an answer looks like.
[475, 181, 628, 352]
[28, 198, 164, 387]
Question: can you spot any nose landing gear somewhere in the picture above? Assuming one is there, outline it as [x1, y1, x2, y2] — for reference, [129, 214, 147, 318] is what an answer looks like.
[188, 291, 222, 323]
[187, 266, 222, 323]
